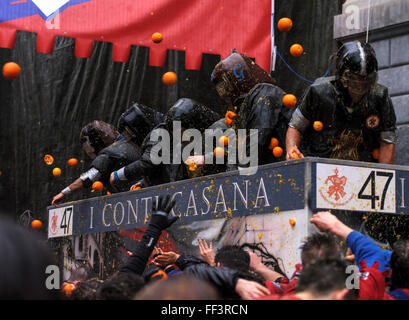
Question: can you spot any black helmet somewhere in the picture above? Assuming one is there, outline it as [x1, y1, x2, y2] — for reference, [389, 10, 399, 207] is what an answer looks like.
[80, 121, 118, 155]
[164, 98, 220, 133]
[211, 49, 276, 106]
[335, 41, 378, 90]
[117, 104, 155, 146]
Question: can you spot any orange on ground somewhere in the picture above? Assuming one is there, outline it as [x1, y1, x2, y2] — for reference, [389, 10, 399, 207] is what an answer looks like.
[283, 94, 297, 108]
[92, 181, 104, 192]
[273, 146, 283, 158]
[278, 18, 293, 32]
[269, 137, 279, 150]
[289, 218, 296, 227]
[214, 147, 225, 158]
[372, 149, 380, 160]
[44, 154, 54, 165]
[162, 72, 177, 86]
[152, 32, 163, 43]
[63, 283, 76, 295]
[67, 158, 78, 167]
[31, 219, 42, 229]
[218, 136, 229, 147]
[53, 167, 61, 177]
[290, 44, 303, 57]
[313, 121, 324, 132]
[3, 62, 21, 79]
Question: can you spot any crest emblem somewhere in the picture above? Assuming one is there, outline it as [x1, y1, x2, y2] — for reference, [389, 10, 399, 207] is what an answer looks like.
[366, 115, 380, 129]
[319, 168, 354, 206]
[50, 213, 58, 235]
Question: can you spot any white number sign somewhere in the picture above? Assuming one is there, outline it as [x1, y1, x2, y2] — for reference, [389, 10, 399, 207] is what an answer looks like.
[48, 206, 73, 238]
[317, 164, 396, 213]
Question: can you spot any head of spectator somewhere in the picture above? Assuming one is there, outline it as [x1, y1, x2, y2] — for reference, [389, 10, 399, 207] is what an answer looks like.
[214, 245, 250, 272]
[295, 258, 350, 300]
[96, 272, 144, 300]
[300, 232, 342, 266]
[80, 120, 118, 159]
[0, 217, 60, 300]
[390, 239, 409, 290]
[134, 275, 221, 300]
[70, 277, 104, 300]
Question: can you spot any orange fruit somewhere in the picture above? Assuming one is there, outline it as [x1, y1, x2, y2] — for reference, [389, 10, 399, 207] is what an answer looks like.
[292, 152, 300, 159]
[225, 111, 237, 126]
[62, 283, 76, 295]
[44, 154, 54, 165]
[107, 191, 111, 195]
[283, 94, 297, 108]
[290, 44, 303, 57]
[92, 181, 104, 192]
[226, 111, 237, 120]
[131, 185, 141, 191]
[67, 158, 78, 167]
[313, 121, 323, 132]
[214, 147, 225, 158]
[31, 219, 42, 229]
[162, 72, 177, 86]
[277, 18, 293, 32]
[372, 149, 380, 160]
[152, 32, 163, 43]
[218, 136, 229, 147]
[53, 168, 61, 177]
[3, 62, 21, 79]
[273, 146, 283, 158]
[188, 162, 198, 172]
[289, 218, 296, 227]
[269, 137, 279, 150]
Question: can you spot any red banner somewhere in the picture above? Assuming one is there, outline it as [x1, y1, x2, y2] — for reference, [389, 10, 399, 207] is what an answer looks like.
[0, 0, 272, 70]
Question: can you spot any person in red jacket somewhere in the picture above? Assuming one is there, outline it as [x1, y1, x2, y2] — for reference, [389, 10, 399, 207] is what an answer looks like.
[258, 258, 350, 300]
[383, 239, 409, 300]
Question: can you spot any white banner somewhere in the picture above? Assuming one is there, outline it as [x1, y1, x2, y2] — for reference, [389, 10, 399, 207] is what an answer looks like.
[48, 206, 74, 238]
[317, 163, 396, 213]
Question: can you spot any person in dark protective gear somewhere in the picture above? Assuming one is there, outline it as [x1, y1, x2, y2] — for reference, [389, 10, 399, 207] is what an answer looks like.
[109, 98, 220, 187]
[286, 41, 397, 163]
[51, 104, 163, 206]
[188, 50, 293, 172]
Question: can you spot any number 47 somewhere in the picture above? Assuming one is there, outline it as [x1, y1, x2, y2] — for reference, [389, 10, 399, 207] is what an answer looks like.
[60, 207, 72, 235]
[358, 171, 393, 210]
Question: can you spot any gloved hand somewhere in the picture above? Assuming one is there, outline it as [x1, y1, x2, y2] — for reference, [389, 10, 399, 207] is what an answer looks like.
[149, 194, 178, 231]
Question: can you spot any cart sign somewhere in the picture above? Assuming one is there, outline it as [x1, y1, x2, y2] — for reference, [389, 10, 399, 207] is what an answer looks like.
[316, 163, 396, 213]
[48, 206, 73, 238]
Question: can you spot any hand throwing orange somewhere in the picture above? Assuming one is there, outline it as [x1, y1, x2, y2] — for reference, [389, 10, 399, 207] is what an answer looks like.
[162, 72, 177, 86]
[92, 181, 104, 192]
[273, 147, 283, 158]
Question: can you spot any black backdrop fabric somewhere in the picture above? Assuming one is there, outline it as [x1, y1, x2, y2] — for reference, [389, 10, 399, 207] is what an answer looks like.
[0, 1, 342, 223]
